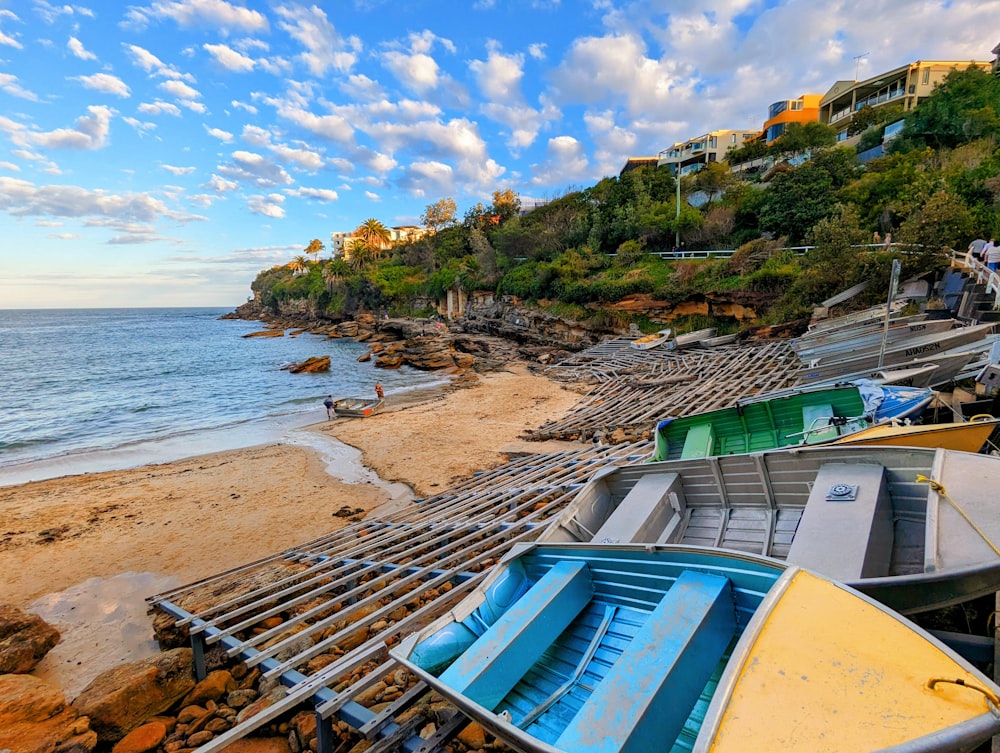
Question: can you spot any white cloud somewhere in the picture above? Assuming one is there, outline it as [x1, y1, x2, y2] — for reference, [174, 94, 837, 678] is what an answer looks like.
[67, 36, 96, 60]
[205, 125, 233, 142]
[122, 116, 157, 135]
[33, 2, 94, 24]
[162, 164, 196, 175]
[217, 150, 293, 187]
[247, 192, 285, 218]
[287, 187, 339, 202]
[138, 100, 182, 117]
[275, 4, 359, 76]
[206, 174, 238, 193]
[364, 190, 380, 201]
[0, 9, 22, 48]
[0, 176, 202, 225]
[470, 41, 524, 104]
[122, 0, 269, 34]
[30, 105, 114, 150]
[381, 31, 465, 104]
[203, 42, 255, 72]
[0, 73, 39, 101]
[0, 160, 19, 171]
[76, 73, 131, 98]
[530, 135, 589, 186]
[159, 79, 201, 101]
[231, 99, 258, 114]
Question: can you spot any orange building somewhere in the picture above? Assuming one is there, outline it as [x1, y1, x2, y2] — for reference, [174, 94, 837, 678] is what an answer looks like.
[760, 93, 822, 144]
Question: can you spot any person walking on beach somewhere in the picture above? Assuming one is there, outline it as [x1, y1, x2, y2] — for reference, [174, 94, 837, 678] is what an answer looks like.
[323, 395, 334, 419]
[375, 382, 384, 400]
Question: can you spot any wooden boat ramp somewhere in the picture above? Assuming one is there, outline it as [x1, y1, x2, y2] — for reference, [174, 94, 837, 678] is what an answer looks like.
[147, 442, 647, 753]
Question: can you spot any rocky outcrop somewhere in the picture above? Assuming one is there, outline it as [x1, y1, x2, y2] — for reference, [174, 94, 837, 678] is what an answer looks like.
[243, 329, 285, 338]
[0, 674, 97, 753]
[0, 604, 60, 674]
[72, 648, 195, 742]
[282, 356, 330, 373]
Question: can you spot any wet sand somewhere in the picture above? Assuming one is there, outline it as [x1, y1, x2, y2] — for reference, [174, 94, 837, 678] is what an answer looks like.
[0, 365, 582, 695]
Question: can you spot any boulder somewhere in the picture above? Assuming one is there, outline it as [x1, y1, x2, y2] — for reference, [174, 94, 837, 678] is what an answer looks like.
[181, 669, 236, 707]
[0, 604, 61, 673]
[111, 721, 167, 753]
[0, 674, 96, 753]
[218, 738, 292, 753]
[284, 356, 331, 373]
[242, 329, 285, 338]
[72, 648, 195, 742]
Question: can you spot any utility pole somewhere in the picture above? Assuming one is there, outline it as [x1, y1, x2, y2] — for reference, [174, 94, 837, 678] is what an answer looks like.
[853, 52, 869, 82]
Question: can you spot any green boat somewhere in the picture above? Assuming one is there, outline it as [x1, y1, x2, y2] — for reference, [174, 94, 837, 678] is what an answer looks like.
[651, 383, 933, 462]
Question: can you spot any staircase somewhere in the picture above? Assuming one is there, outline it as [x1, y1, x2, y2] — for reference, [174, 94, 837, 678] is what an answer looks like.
[941, 268, 1000, 323]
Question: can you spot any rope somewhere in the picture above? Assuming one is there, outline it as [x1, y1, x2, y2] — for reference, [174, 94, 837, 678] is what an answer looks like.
[916, 475, 1000, 558]
[926, 677, 1000, 707]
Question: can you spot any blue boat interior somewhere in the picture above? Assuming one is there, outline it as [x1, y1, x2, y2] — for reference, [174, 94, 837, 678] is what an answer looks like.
[409, 546, 784, 753]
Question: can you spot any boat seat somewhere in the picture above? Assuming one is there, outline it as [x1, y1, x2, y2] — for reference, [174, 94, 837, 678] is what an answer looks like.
[802, 403, 838, 444]
[591, 473, 684, 544]
[786, 463, 892, 580]
[680, 423, 714, 458]
[438, 560, 593, 711]
[555, 570, 735, 753]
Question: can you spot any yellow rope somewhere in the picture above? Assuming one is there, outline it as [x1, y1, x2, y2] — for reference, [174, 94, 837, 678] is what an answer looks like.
[916, 475, 1000, 558]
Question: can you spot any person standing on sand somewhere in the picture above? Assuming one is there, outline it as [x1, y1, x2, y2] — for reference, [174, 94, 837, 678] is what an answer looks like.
[323, 395, 334, 419]
[375, 382, 384, 400]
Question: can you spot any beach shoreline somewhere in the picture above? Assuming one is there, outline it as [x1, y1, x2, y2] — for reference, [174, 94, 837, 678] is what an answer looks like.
[0, 364, 583, 695]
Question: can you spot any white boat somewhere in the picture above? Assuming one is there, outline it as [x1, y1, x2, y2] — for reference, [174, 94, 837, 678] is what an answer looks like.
[629, 328, 673, 350]
[701, 333, 739, 347]
[674, 327, 717, 348]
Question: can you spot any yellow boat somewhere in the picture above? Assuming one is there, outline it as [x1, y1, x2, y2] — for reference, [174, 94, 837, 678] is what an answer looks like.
[833, 416, 998, 452]
[700, 568, 1000, 753]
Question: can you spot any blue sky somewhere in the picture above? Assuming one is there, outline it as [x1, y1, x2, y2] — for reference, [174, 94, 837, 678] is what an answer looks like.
[0, 0, 996, 308]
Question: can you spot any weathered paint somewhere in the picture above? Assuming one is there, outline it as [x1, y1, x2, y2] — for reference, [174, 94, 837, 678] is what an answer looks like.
[832, 419, 999, 453]
[705, 570, 996, 752]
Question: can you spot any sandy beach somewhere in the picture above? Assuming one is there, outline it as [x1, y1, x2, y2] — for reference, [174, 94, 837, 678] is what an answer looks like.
[0, 364, 582, 609]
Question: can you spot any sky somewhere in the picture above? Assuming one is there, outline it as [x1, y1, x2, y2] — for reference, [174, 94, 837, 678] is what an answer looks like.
[0, 1, 997, 308]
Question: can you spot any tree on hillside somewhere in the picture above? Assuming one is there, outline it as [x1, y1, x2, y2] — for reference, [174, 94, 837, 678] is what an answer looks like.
[759, 162, 836, 242]
[421, 198, 458, 232]
[304, 239, 324, 265]
[899, 67, 1000, 150]
[491, 188, 522, 224]
[355, 219, 391, 259]
[897, 188, 975, 254]
[288, 255, 309, 275]
[770, 122, 837, 156]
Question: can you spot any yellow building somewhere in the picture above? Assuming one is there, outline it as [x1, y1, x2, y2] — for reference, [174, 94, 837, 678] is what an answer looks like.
[330, 225, 430, 259]
[760, 93, 822, 144]
[820, 59, 992, 141]
[657, 129, 759, 175]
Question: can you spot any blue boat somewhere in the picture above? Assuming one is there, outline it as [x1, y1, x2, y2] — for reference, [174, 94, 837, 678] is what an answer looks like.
[391, 542, 1000, 753]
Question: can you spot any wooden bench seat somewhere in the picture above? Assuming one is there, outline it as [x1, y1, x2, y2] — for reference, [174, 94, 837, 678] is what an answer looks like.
[554, 570, 735, 753]
[438, 560, 593, 710]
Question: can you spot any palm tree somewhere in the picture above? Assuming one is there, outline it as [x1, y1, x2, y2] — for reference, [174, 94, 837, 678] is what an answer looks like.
[354, 218, 391, 260]
[304, 239, 325, 266]
[323, 259, 348, 291]
[288, 254, 309, 275]
[348, 243, 373, 272]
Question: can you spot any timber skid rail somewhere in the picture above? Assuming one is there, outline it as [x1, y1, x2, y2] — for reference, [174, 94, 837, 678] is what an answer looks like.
[148, 442, 647, 753]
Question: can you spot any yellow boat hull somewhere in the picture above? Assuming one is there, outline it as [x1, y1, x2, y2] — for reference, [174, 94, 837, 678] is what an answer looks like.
[832, 419, 998, 453]
[702, 570, 1000, 753]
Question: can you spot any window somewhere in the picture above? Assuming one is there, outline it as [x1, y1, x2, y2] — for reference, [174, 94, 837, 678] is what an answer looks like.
[708, 136, 718, 148]
[731, 134, 737, 144]
[922, 69, 930, 85]
[791, 100, 803, 110]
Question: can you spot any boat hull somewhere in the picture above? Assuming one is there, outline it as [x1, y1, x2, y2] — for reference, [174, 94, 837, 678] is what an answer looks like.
[392, 542, 1000, 753]
[833, 418, 998, 453]
[332, 397, 384, 417]
[541, 446, 1000, 613]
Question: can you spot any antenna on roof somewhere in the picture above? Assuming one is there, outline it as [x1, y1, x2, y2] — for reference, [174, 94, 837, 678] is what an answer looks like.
[853, 52, 870, 82]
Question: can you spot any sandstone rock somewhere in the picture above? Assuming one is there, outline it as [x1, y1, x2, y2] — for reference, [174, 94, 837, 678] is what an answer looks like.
[111, 721, 167, 753]
[236, 687, 287, 724]
[284, 356, 330, 373]
[182, 669, 235, 707]
[218, 737, 292, 753]
[72, 647, 195, 742]
[243, 329, 285, 338]
[0, 674, 96, 753]
[226, 689, 257, 708]
[456, 721, 486, 750]
[0, 603, 61, 673]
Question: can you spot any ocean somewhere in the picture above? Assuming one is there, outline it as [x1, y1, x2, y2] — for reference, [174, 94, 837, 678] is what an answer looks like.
[0, 308, 446, 486]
